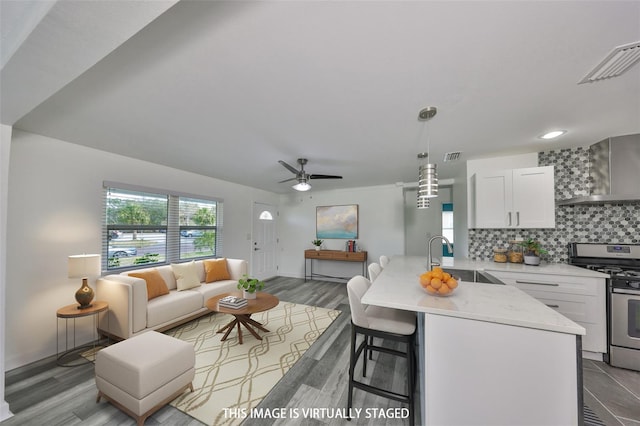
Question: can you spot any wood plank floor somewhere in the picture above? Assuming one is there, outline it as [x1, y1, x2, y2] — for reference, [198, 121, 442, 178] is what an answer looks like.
[583, 359, 640, 425]
[3, 277, 415, 426]
[3, 276, 639, 425]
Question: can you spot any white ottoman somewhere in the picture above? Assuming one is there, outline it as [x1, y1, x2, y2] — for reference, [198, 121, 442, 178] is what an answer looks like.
[95, 331, 195, 425]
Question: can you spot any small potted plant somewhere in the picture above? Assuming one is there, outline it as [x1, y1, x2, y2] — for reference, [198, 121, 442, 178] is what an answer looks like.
[518, 238, 548, 266]
[312, 239, 323, 251]
[237, 274, 264, 299]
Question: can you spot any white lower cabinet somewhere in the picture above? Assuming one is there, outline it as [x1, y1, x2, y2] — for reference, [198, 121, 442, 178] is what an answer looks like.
[489, 270, 607, 355]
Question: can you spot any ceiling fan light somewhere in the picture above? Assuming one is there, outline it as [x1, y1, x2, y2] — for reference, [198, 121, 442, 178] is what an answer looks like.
[292, 181, 311, 191]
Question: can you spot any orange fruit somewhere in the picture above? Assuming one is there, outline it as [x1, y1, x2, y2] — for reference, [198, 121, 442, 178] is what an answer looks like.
[426, 285, 436, 294]
[430, 278, 442, 289]
[419, 272, 433, 287]
[442, 272, 451, 281]
[438, 284, 451, 295]
[432, 266, 443, 274]
[447, 278, 458, 289]
[431, 270, 443, 280]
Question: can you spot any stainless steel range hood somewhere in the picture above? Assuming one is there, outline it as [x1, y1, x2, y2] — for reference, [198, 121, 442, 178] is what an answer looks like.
[558, 134, 640, 205]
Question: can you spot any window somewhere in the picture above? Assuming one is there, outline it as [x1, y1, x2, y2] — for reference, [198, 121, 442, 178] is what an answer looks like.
[259, 210, 273, 220]
[179, 197, 218, 260]
[105, 188, 168, 269]
[442, 203, 454, 257]
[104, 183, 222, 271]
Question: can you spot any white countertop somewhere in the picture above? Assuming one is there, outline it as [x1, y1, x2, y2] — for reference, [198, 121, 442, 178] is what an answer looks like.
[439, 257, 609, 278]
[361, 256, 585, 336]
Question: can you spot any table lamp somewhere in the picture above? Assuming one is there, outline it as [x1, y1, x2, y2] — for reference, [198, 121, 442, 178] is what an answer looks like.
[68, 254, 101, 309]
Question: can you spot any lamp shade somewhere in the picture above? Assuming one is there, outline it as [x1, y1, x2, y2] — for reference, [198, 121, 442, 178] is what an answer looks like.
[68, 254, 101, 279]
[418, 163, 438, 198]
[417, 195, 430, 209]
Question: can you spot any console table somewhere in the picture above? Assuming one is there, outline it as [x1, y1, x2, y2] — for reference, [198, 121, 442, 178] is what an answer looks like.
[304, 249, 367, 282]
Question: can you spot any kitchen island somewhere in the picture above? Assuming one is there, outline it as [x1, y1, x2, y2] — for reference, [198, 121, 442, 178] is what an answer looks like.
[362, 256, 585, 426]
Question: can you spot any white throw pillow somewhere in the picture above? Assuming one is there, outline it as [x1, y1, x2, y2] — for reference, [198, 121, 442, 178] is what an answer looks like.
[171, 261, 200, 291]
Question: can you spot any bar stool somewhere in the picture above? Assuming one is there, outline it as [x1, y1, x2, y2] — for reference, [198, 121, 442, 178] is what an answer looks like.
[346, 275, 416, 424]
[368, 262, 382, 282]
[379, 255, 390, 268]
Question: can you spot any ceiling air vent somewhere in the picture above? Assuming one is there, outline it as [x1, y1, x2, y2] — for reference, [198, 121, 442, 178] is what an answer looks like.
[444, 151, 462, 162]
[579, 41, 640, 84]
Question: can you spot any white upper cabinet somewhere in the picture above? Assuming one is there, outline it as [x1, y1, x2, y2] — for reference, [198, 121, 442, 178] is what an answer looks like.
[474, 169, 513, 228]
[474, 166, 555, 229]
[512, 166, 556, 228]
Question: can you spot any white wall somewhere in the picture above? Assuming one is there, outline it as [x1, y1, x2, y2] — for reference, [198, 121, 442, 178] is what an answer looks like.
[0, 124, 13, 420]
[404, 186, 452, 256]
[278, 184, 405, 279]
[452, 173, 468, 259]
[5, 130, 278, 369]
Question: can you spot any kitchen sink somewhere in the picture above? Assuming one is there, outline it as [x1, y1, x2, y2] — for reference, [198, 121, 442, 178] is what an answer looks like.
[443, 268, 504, 284]
[443, 268, 475, 282]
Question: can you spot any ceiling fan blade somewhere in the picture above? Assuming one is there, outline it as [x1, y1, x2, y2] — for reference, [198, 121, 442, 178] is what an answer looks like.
[309, 174, 343, 180]
[278, 160, 299, 175]
[278, 177, 297, 183]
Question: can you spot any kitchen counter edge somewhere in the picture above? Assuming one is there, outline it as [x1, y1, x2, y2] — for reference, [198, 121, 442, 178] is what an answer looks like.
[440, 258, 609, 278]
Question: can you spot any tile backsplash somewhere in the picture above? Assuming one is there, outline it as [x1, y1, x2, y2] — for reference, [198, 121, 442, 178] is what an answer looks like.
[468, 146, 640, 263]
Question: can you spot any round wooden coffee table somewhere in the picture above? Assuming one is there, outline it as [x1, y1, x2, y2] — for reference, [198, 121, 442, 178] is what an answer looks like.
[206, 291, 279, 344]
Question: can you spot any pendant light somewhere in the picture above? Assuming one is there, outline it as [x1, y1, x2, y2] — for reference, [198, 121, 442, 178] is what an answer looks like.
[416, 107, 438, 209]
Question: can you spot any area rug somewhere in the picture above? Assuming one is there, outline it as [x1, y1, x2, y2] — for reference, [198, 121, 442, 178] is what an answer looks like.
[584, 404, 607, 426]
[164, 302, 340, 426]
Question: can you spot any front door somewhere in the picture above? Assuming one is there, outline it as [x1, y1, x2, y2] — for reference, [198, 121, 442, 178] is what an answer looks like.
[251, 202, 277, 280]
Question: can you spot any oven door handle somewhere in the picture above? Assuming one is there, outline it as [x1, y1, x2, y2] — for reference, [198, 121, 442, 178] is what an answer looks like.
[612, 288, 640, 296]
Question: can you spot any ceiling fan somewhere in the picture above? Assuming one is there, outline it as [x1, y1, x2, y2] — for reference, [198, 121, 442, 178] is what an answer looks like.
[278, 158, 342, 191]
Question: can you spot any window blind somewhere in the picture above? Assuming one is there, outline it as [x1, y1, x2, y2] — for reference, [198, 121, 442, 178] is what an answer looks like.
[102, 182, 223, 272]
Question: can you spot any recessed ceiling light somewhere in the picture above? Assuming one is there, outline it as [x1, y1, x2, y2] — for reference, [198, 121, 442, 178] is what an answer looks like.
[539, 130, 566, 140]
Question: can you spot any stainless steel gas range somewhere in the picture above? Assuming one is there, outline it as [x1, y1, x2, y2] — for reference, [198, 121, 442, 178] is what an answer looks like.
[569, 243, 640, 372]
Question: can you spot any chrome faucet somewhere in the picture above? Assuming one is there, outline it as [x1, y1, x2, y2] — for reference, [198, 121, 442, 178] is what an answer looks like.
[428, 235, 453, 271]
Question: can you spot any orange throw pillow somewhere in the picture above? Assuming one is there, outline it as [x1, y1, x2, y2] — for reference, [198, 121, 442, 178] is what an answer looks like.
[129, 269, 170, 300]
[204, 258, 231, 283]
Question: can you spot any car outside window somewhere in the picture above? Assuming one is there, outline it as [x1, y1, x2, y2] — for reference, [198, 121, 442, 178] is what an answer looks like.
[104, 184, 222, 271]
[179, 197, 217, 260]
[105, 188, 168, 269]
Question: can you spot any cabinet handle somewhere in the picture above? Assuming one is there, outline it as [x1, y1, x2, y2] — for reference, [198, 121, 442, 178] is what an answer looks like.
[546, 304, 560, 308]
[516, 211, 520, 226]
[515, 280, 559, 286]
[508, 212, 512, 226]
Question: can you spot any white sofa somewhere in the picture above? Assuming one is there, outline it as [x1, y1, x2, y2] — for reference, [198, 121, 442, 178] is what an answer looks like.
[97, 258, 247, 340]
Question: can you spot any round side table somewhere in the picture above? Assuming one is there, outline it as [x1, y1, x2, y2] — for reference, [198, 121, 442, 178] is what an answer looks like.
[56, 301, 108, 366]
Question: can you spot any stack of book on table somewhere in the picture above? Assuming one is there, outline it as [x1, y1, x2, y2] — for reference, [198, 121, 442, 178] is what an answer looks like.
[218, 295, 248, 309]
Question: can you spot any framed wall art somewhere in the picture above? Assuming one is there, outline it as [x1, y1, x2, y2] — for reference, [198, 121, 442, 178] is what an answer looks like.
[316, 204, 358, 239]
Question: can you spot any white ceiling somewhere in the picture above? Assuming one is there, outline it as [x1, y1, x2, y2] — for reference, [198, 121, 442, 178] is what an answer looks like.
[2, 1, 639, 194]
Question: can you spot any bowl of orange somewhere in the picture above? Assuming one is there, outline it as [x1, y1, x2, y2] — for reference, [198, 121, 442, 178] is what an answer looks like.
[419, 267, 459, 296]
